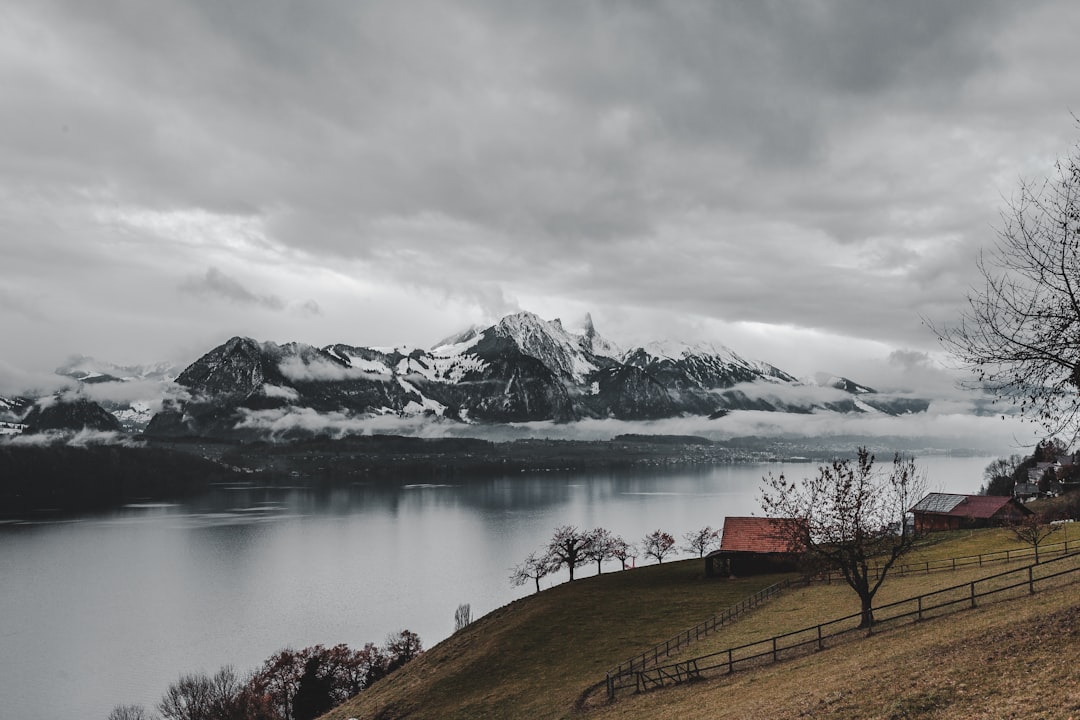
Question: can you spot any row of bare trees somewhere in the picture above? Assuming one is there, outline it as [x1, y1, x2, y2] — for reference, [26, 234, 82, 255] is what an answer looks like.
[510, 525, 723, 592]
[107, 631, 422, 720]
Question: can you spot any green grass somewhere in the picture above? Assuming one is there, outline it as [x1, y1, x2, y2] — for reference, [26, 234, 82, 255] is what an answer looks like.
[323, 529, 1080, 720]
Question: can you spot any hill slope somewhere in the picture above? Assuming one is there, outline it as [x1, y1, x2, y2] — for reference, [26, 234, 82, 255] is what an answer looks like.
[323, 562, 787, 720]
[323, 532, 1080, 720]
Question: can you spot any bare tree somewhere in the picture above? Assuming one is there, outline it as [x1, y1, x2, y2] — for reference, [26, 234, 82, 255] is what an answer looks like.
[108, 706, 154, 720]
[641, 529, 676, 564]
[610, 536, 635, 570]
[510, 551, 557, 593]
[934, 137, 1080, 439]
[761, 448, 926, 629]
[547, 525, 591, 581]
[583, 527, 616, 574]
[158, 667, 244, 720]
[1008, 514, 1062, 563]
[683, 526, 720, 557]
[454, 603, 471, 632]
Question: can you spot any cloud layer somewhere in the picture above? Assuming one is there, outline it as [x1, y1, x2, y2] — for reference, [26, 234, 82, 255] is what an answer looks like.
[3, 0, 1080, 402]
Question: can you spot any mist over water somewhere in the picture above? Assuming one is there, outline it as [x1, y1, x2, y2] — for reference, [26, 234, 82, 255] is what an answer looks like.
[0, 455, 988, 719]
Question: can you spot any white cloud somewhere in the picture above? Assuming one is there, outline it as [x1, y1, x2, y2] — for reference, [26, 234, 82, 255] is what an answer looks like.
[277, 357, 392, 383]
[262, 384, 299, 401]
[3, 0, 1080, 399]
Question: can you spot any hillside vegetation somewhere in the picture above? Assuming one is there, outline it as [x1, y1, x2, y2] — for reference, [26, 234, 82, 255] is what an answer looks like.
[324, 529, 1080, 720]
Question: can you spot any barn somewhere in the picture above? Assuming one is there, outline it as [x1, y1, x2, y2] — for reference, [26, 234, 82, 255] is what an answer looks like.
[909, 493, 1032, 533]
[705, 516, 805, 577]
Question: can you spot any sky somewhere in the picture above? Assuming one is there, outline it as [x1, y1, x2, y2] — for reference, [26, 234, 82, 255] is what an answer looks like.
[3, 0, 1080, 400]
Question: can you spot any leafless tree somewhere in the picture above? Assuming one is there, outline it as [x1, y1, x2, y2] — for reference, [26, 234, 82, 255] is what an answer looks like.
[933, 137, 1080, 440]
[683, 526, 720, 557]
[641, 529, 676, 564]
[583, 527, 616, 574]
[761, 448, 926, 629]
[454, 603, 471, 632]
[610, 536, 635, 570]
[1008, 514, 1062, 563]
[510, 551, 557, 593]
[107, 705, 154, 720]
[547, 525, 591, 581]
[158, 667, 243, 720]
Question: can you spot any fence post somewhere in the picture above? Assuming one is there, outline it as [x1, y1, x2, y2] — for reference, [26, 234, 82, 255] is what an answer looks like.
[917, 595, 923, 621]
[1028, 566, 1034, 594]
[606, 672, 613, 701]
[970, 581, 976, 609]
[817, 624, 823, 651]
[772, 637, 778, 662]
[727, 648, 734, 675]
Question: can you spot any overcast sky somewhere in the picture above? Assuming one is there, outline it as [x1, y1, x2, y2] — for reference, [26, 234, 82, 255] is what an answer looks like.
[3, 0, 1080, 395]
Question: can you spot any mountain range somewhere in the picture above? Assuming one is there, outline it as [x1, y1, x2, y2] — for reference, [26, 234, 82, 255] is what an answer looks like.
[1, 311, 930, 439]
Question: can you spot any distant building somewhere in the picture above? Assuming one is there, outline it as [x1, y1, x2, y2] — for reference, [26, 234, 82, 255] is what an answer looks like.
[705, 516, 805, 577]
[909, 493, 1032, 533]
[1013, 482, 1042, 502]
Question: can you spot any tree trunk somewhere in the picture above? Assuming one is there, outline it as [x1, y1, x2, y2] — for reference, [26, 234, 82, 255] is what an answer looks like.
[534, 577, 540, 593]
[859, 596, 874, 629]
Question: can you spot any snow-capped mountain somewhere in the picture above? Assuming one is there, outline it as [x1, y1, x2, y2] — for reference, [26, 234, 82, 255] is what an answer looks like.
[0, 396, 31, 434]
[56, 355, 177, 384]
[139, 310, 925, 440]
[46, 355, 180, 431]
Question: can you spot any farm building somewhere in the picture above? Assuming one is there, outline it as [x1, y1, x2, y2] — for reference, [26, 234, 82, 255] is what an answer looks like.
[909, 493, 1032, 533]
[705, 516, 805, 577]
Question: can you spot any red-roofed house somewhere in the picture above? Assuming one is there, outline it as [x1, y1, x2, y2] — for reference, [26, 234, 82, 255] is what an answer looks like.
[909, 493, 1032, 533]
[705, 516, 806, 577]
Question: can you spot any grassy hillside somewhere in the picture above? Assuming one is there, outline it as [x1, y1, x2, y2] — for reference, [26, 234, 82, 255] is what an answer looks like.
[324, 529, 1080, 720]
[324, 562, 788, 720]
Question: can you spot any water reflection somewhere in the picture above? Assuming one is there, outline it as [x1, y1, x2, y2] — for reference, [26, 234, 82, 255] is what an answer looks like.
[0, 456, 989, 720]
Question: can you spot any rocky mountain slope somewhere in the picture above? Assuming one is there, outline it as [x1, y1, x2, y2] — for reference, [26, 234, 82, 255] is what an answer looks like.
[139, 311, 928, 440]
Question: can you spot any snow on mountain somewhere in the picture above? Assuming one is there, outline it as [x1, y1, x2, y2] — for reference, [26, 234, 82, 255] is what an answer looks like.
[491, 311, 613, 383]
[432, 325, 483, 350]
[0, 396, 30, 434]
[813, 373, 876, 394]
[623, 339, 774, 390]
[568, 313, 622, 359]
[137, 309, 923, 439]
[56, 355, 177, 383]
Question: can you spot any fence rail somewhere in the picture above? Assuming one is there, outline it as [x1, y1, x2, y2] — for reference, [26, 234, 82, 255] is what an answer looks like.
[818, 536, 1077, 583]
[620, 551, 1080, 698]
[603, 576, 804, 698]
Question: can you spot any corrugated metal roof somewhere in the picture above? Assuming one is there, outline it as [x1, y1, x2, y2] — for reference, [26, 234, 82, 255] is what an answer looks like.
[720, 516, 804, 554]
[910, 493, 1031, 519]
[910, 493, 966, 514]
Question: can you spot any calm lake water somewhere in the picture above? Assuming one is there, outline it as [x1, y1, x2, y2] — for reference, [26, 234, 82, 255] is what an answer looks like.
[0, 455, 988, 719]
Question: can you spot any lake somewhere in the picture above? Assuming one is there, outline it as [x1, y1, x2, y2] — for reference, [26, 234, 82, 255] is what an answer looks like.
[0, 454, 989, 719]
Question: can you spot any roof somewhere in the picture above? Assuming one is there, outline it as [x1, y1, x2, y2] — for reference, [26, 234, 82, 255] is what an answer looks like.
[909, 493, 1032, 519]
[719, 516, 804, 554]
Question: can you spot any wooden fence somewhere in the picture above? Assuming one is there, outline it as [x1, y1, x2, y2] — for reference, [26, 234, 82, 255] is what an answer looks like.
[619, 551, 1080, 698]
[604, 576, 805, 699]
[818, 535, 1077, 583]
